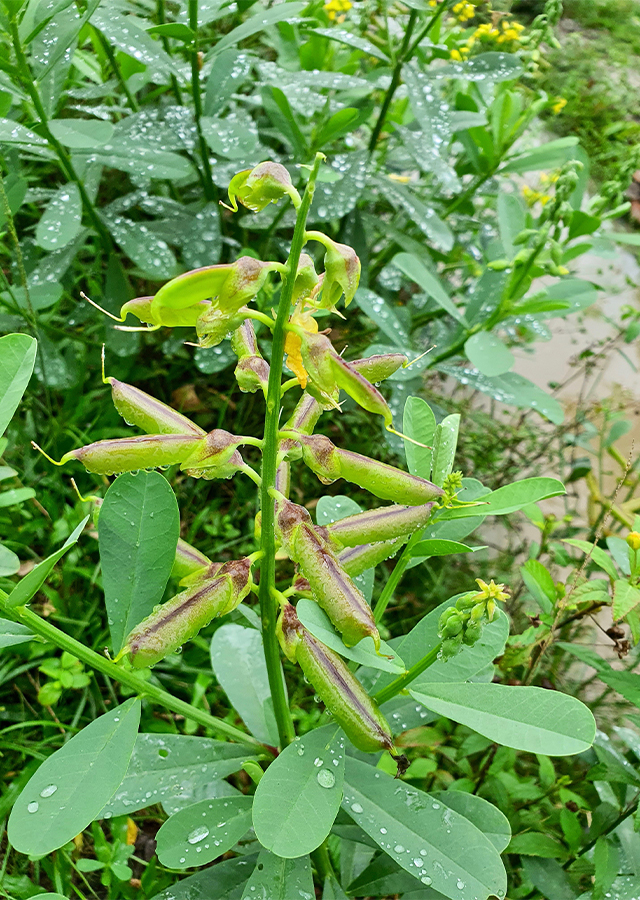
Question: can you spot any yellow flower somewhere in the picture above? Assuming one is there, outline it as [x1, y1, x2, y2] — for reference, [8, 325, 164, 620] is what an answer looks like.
[474, 578, 510, 603]
[388, 173, 411, 183]
[324, 0, 352, 20]
[450, 48, 462, 60]
[284, 309, 318, 388]
[552, 97, 567, 114]
[627, 531, 640, 551]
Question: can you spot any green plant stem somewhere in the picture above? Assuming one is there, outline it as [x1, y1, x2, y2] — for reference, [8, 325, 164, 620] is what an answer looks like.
[368, 10, 417, 155]
[93, 28, 140, 111]
[157, 0, 184, 104]
[9, 22, 113, 255]
[258, 153, 324, 749]
[0, 594, 263, 748]
[311, 841, 335, 880]
[373, 531, 422, 623]
[189, 0, 216, 202]
[373, 645, 440, 705]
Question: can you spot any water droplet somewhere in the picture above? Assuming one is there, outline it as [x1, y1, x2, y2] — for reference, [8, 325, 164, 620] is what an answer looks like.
[27, 801, 39, 813]
[187, 825, 209, 844]
[457, 879, 465, 890]
[380, 827, 387, 834]
[179, 857, 186, 864]
[40, 784, 57, 798]
[414, 859, 423, 868]
[421, 876, 433, 885]
[350, 802, 363, 814]
[317, 769, 335, 789]
[313, 757, 323, 767]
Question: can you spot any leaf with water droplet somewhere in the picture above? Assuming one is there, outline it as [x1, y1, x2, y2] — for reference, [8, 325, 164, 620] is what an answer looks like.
[156, 795, 253, 868]
[429, 791, 511, 852]
[343, 757, 507, 900]
[8, 699, 140, 856]
[240, 849, 314, 900]
[49, 118, 114, 149]
[252, 725, 345, 857]
[101, 212, 178, 280]
[355, 289, 410, 348]
[98, 733, 260, 818]
[98, 472, 179, 652]
[35, 183, 82, 251]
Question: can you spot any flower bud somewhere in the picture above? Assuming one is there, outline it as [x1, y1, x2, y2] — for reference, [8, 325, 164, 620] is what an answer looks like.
[292, 253, 320, 305]
[276, 498, 380, 649]
[296, 434, 444, 505]
[231, 320, 270, 394]
[61, 433, 205, 475]
[320, 239, 361, 309]
[226, 162, 301, 213]
[277, 602, 394, 753]
[325, 502, 435, 548]
[124, 558, 252, 668]
[627, 532, 640, 551]
[171, 538, 213, 581]
[108, 379, 206, 437]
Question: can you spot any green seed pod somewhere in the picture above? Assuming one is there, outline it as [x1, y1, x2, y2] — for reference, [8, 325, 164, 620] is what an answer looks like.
[336, 539, 406, 578]
[61, 434, 205, 475]
[277, 602, 394, 753]
[179, 561, 225, 587]
[455, 591, 480, 612]
[180, 430, 246, 473]
[151, 264, 236, 313]
[276, 499, 380, 649]
[330, 353, 393, 426]
[108, 379, 206, 437]
[226, 162, 301, 213]
[182, 448, 247, 481]
[124, 558, 252, 668]
[325, 502, 435, 548]
[196, 306, 248, 348]
[462, 621, 483, 646]
[171, 538, 213, 581]
[120, 296, 207, 328]
[351, 353, 408, 383]
[296, 434, 444, 505]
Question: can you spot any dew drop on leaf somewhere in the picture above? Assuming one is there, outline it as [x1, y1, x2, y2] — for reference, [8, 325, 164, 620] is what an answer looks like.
[27, 801, 39, 813]
[40, 785, 57, 798]
[187, 825, 209, 844]
[317, 769, 335, 789]
[350, 802, 363, 814]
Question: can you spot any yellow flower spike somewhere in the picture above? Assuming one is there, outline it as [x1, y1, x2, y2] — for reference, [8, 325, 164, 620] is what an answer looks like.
[284, 309, 318, 389]
[324, 0, 351, 19]
[474, 578, 510, 604]
[450, 49, 462, 60]
[552, 97, 567, 114]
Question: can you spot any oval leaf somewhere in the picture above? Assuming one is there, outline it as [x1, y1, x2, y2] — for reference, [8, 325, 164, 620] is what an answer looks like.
[253, 725, 345, 858]
[429, 791, 511, 852]
[240, 850, 314, 900]
[35, 183, 82, 251]
[343, 757, 507, 900]
[0, 334, 37, 436]
[410, 683, 596, 755]
[8, 699, 140, 855]
[464, 332, 514, 377]
[98, 472, 179, 653]
[436, 477, 566, 520]
[156, 795, 253, 868]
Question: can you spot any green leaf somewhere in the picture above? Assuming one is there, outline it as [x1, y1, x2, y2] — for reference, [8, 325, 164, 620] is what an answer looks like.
[297, 599, 404, 674]
[410, 539, 480, 558]
[432, 52, 523, 83]
[562, 539, 618, 581]
[205, 49, 251, 116]
[210, 623, 281, 745]
[101, 213, 177, 281]
[355, 289, 409, 347]
[0, 333, 37, 437]
[403, 396, 435, 479]
[311, 27, 389, 61]
[146, 23, 195, 41]
[0, 118, 48, 145]
[533, 279, 598, 319]
[431, 414, 461, 487]
[613, 580, 640, 621]
[91, 9, 175, 70]
[381, 181, 453, 252]
[310, 151, 368, 221]
[48, 118, 114, 148]
[521, 559, 556, 614]
[497, 192, 525, 258]
[437, 477, 566, 520]
[253, 725, 345, 857]
[508, 832, 569, 858]
[522, 857, 577, 900]
[316, 495, 374, 603]
[8, 699, 140, 855]
[35, 183, 82, 251]
[182, 203, 222, 270]
[0, 544, 20, 577]
[240, 850, 314, 900]
[464, 332, 514, 377]
[343, 757, 507, 900]
[437, 366, 565, 424]
[599, 670, 640, 708]
[594, 836, 620, 900]
[607, 537, 631, 576]
[392, 252, 465, 324]
[0, 487, 36, 508]
[370, 599, 508, 696]
[502, 137, 580, 174]
[151, 855, 256, 900]
[99, 733, 259, 818]
[98, 472, 179, 653]
[156, 795, 253, 868]
[201, 113, 259, 160]
[0, 618, 36, 649]
[429, 790, 511, 852]
[316, 108, 360, 146]
[6, 516, 88, 609]
[212, 3, 307, 55]
[322, 876, 350, 900]
[410, 683, 595, 755]
[91, 145, 194, 182]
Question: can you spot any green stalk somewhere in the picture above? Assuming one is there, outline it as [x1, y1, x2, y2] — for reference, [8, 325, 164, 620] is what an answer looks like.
[373, 531, 422, 623]
[258, 153, 324, 749]
[188, 0, 216, 202]
[368, 11, 417, 155]
[0, 594, 263, 748]
[9, 21, 113, 255]
[157, 0, 184, 104]
[373, 645, 440, 705]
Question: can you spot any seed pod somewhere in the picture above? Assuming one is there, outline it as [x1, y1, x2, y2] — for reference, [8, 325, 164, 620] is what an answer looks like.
[107, 378, 206, 437]
[296, 434, 444, 505]
[336, 538, 406, 577]
[350, 353, 408, 383]
[325, 502, 435, 548]
[276, 499, 379, 649]
[277, 602, 394, 753]
[179, 561, 225, 587]
[61, 433, 205, 475]
[182, 447, 247, 481]
[231, 320, 270, 394]
[180, 430, 245, 472]
[124, 558, 252, 668]
[120, 296, 209, 328]
[151, 264, 236, 313]
[171, 538, 213, 581]
[196, 306, 248, 348]
[330, 352, 393, 426]
[226, 162, 301, 213]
